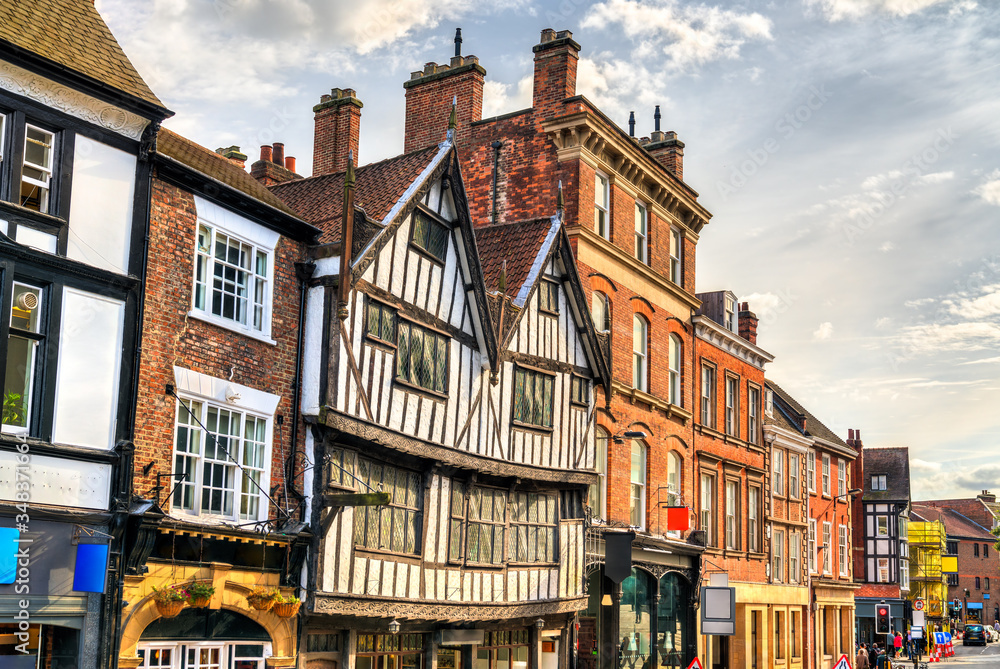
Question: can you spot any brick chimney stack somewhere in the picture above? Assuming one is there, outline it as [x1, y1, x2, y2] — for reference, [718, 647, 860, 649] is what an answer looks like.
[251, 143, 299, 186]
[403, 29, 485, 153]
[313, 88, 362, 177]
[216, 145, 248, 169]
[738, 301, 758, 345]
[646, 129, 685, 181]
[532, 29, 580, 118]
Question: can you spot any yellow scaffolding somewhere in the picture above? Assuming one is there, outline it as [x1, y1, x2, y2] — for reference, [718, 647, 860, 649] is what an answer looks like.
[908, 520, 950, 626]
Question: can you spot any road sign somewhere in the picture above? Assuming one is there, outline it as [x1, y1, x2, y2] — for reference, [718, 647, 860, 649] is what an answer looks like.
[914, 599, 925, 611]
[686, 659, 704, 669]
[911, 627, 924, 639]
[831, 654, 852, 669]
[913, 610, 925, 627]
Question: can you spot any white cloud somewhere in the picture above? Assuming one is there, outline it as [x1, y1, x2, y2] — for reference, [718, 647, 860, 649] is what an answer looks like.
[875, 316, 892, 329]
[804, 0, 971, 21]
[973, 169, 1000, 206]
[813, 322, 834, 340]
[910, 458, 942, 473]
[879, 241, 896, 253]
[581, 0, 772, 73]
[944, 283, 1000, 319]
[482, 76, 532, 118]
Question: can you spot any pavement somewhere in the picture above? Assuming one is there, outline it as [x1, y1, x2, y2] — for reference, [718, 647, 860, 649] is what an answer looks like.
[898, 642, 1000, 668]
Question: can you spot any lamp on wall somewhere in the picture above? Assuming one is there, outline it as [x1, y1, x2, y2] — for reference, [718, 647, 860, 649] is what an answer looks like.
[834, 488, 863, 503]
[601, 594, 613, 606]
[389, 619, 401, 635]
[535, 618, 546, 630]
[613, 430, 647, 444]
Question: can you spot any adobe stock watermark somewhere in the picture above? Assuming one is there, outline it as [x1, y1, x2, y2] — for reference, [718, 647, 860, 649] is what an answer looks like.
[13, 435, 32, 654]
[716, 85, 832, 202]
[842, 127, 958, 245]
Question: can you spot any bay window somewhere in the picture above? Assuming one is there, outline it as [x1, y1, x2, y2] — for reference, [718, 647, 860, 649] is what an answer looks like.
[354, 457, 423, 554]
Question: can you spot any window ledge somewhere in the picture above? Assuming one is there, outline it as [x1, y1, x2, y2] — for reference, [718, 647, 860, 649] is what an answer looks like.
[512, 420, 555, 434]
[394, 377, 449, 401]
[610, 381, 691, 424]
[188, 310, 276, 345]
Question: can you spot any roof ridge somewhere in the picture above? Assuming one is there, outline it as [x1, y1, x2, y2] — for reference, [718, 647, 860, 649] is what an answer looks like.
[271, 144, 441, 190]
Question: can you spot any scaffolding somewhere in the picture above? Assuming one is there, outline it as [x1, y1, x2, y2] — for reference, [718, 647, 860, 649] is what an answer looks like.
[909, 520, 949, 619]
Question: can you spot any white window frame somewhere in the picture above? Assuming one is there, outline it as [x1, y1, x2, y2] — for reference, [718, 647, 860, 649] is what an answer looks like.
[749, 486, 761, 553]
[634, 201, 648, 263]
[3, 282, 44, 436]
[790, 531, 800, 583]
[821, 453, 831, 495]
[632, 315, 648, 392]
[822, 521, 832, 575]
[700, 473, 714, 546]
[701, 365, 715, 428]
[789, 453, 800, 500]
[595, 172, 610, 239]
[877, 557, 890, 583]
[808, 519, 817, 574]
[725, 375, 738, 437]
[591, 291, 610, 333]
[668, 334, 681, 406]
[667, 451, 682, 538]
[901, 559, 909, 590]
[872, 474, 887, 491]
[669, 227, 682, 284]
[189, 198, 279, 341]
[20, 124, 56, 214]
[138, 641, 272, 669]
[838, 525, 849, 577]
[837, 459, 846, 496]
[748, 386, 759, 444]
[807, 451, 816, 493]
[773, 528, 784, 582]
[773, 449, 785, 496]
[630, 440, 646, 529]
[725, 479, 739, 550]
[765, 388, 774, 416]
[589, 428, 608, 519]
[877, 516, 889, 537]
[724, 294, 737, 333]
[0, 113, 6, 163]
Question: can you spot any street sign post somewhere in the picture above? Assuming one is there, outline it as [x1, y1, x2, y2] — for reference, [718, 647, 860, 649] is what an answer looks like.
[914, 599, 924, 611]
[831, 654, 852, 669]
[700, 586, 736, 636]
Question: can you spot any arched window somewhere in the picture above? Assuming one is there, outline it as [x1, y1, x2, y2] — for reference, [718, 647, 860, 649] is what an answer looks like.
[591, 291, 611, 333]
[588, 427, 609, 519]
[668, 334, 681, 405]
[633, 315, 648, 392]
[631, 440, 647, 529]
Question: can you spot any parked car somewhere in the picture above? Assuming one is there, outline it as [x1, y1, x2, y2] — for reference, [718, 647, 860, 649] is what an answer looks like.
[964, 624, 987, 646]
[987, 627, 1000, 643]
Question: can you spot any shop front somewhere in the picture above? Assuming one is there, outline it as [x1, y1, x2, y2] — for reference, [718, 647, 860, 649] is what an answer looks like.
[580, 558, 697, 669]
[855, 599, 907, 647]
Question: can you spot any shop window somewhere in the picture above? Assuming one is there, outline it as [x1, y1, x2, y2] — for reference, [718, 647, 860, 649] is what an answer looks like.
[353, 458, 423, 554]
[411, 211, 449, 262]
[139, 642, 271, 669]
[357, 633, 425, 669]
[476, 630, 529, 669]
[619, 569, 652, 667]
[512, 367, 554, 428]
[396, 320, 449, 395]
[658, 573, 690, 668]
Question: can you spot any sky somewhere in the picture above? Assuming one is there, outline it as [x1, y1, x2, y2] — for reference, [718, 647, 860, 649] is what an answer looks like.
[96, 0, 1000, 503]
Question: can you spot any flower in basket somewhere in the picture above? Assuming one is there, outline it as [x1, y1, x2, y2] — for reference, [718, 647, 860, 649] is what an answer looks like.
[151, 585, 188, 619]
[246, 586, 279, 611]
[271, 594, 301, 618]
[184, 581, 216, 608]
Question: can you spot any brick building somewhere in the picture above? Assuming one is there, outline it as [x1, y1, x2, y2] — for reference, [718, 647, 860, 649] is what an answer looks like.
[912, 502, 1000, 627]
[920, 491, 1000, 533]
[117, 129, 319, 667]
[849, 442, 911, 645]
[767, 382, 859, 669]
[398, 27, 712, 669]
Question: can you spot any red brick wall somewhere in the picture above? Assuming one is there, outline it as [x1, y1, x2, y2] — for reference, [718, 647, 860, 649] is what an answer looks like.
[404, 63, 484, 154]
[313, 91, 361, 176]
[531, 33, 578, 118]
[134, 174, 307, 520]
[947, 537, 1000, 621]
[809, 470, 855, 581]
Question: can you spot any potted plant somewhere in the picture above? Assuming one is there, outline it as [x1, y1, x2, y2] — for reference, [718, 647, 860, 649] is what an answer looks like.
[2, 391, 24, 426]
[151, 585, 187, 618]
[271, 594, 301, 618]
[184, 581, 216, 608]
[245, 586, 278, 611]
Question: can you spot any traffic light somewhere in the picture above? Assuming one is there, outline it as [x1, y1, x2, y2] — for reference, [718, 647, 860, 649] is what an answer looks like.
[876, 606, 891, 634]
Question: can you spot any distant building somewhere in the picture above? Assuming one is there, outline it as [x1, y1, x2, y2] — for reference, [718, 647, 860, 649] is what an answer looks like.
[906, 510, 951, 633]
[911, 502, 1000, 626]
[849, 439, 911, 644]
[766, 381, 859, 669]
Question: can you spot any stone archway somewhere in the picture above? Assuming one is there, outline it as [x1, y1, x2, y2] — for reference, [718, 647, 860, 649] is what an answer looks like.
[119, 577, 297, 668]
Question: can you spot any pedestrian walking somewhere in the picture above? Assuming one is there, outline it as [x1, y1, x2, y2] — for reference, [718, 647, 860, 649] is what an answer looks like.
[893, 630, 903, 658]
[868, 642, 879, 667]
[857, 643, 870, 669]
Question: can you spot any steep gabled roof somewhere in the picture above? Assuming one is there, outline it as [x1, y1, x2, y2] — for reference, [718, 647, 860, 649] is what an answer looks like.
[0, 0, 166, 113]
[270, 145, 441, 244]
[474, 215, 611, 389]
[766, 379, 847, 448]
[156, 129, 319, 242]
[862, 447, 911, 503]
[911, 503, 995, 540]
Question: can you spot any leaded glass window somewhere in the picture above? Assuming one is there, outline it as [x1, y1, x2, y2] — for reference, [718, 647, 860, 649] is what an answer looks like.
[353, 458, 423, 554]
[411, 211, 449, 262]
[396, 320, 448, 394]
[513, 367, 554, 428]
[366, 300, 396, 344]
[509, 492, 557, 563]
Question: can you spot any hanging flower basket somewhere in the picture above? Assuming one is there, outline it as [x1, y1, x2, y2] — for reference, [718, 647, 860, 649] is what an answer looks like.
[151, 586, 188, 619]
[272, 597, 301, 618]
[184, 581, 216, 608]
[246, 586, 279, 611]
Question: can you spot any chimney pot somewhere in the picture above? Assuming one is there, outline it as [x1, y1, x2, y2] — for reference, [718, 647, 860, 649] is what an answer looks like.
[285, 156, 296, 173]
[272, 142, 285, 166]
[654, 105, 661, 132]
[628, 111, 635, 137]
[260, 145, 273, 163]
[738, 303, 759, 345]
[540, 28, 557, 43]
[455, 27, 463, 57]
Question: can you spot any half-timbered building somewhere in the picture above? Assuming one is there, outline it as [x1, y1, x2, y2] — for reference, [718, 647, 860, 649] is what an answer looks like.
[269, 117, 609, 668]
